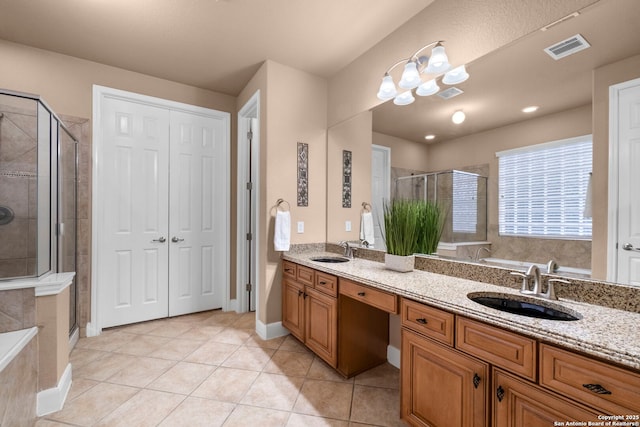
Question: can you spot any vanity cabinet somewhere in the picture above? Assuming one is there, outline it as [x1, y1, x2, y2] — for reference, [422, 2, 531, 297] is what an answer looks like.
[400, 296, 638, 427]
[281, 261, 338, 367]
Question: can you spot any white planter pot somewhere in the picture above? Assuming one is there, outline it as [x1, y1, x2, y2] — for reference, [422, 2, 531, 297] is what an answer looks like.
[384, 253, 415, 273]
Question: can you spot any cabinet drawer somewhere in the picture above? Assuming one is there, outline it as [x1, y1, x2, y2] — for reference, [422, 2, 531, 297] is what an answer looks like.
[339, 278, 398, 314]
[456, 317, 536, 381]
[283, 260, 297, 279]
[540, 344, 640, 414]
[315, 271, 338, 297]
[401, 298, 454, 346]
[296, 265, 315, 286]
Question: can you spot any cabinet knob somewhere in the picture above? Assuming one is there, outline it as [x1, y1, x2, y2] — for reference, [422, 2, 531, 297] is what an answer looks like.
[319, 281, 327, 285]
[582, 383, 612, 395]
[357, 292, 366, 297]
[473, 373, 481, 389]
[416, 318, 428, 325]
[298, 290, 303, 297]
[496, 386, 505, 402]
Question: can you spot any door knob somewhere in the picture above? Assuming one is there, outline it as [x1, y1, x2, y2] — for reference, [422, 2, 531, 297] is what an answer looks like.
[151, 237, 166, 243]
[622, 243, 640, 252]
[172, 236, 185, 243]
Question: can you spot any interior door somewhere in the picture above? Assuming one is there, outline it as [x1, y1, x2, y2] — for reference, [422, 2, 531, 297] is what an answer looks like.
[616, 79, 640, 285]
[98, 96, 170, 328]
[168, 110, 225, 316]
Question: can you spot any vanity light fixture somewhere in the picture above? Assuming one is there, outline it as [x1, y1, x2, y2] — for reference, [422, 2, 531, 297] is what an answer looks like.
[451, 110, 466, 124]
[522, 105, 539, 113]
[376, 41, 469, 106]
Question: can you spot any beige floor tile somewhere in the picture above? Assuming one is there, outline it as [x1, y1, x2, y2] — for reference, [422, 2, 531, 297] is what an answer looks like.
[147, 321, 193, 338]
[75, 330, 132, 352]
[210, 327, 254, 345]
[148, 337, 203, 360]
[73, 352, 138, 381]
[202, 312, 242, 327]
[223, 405, 290, 427]
[179, 325, 225, 341]
[286, 413, 350, 427]
[158, 397, 235, 427]
[245, 333, 287, 350]
[306, 358, 353, 383]
[113, 334, 171, 356]
[221, 345, 275, 370]
[35, 419, 70, 426]
[148, 361, 216, 395]
[349, 385, 404, 427]
[264, 350, 314, 377]
[231, 312, 256, 329]
[105, 356, 175, 388]
[119, 318, 168, 334]
[65, 377, 99, 401]
[279, 335, 313, 353]
[69, 348, 108, 369]
[354, 363, 400, 390]
[170, 310, 220, 325]
[184, 341, 239, 365]
[47, 382, 139, 426]
[94, 389, 184, 427]
[241, 372, 304, 411]
[293, 379, 354, 420]
[192, 366, 259, 403]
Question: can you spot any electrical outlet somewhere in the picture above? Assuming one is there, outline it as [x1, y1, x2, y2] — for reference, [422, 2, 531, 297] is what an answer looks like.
[345, 220, 352, 232]
[297, 221, 304, 233]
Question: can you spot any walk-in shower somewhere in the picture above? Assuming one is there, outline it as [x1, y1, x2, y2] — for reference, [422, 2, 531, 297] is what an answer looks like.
[0, 89, 78, 333]
[395, 170, 488, 243]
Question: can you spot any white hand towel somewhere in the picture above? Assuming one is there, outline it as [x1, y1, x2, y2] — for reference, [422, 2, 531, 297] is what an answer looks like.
[359, 211, 375, 245]
[274, 210, 291, 251]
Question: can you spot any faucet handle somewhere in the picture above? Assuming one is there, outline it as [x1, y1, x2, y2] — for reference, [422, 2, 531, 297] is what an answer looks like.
[510, 271, 533, 294]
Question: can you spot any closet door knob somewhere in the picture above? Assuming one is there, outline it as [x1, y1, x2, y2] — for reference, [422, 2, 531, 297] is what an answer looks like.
[171, 236, 185, 243]
[151, 237, 166, 243]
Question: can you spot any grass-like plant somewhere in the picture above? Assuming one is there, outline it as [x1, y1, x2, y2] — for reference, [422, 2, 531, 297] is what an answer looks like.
[383, 199, 420, 256]
[416, 200, 446, 254]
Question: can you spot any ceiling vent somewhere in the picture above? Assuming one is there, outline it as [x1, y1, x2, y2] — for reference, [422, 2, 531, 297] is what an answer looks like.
[437, 87, 464, 100]
[544, 34, 590, 60]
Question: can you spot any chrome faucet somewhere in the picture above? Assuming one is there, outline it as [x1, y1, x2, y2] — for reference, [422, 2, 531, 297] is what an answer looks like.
[510, 263, 570, 300]
[338, 241, 356, 258]
[474, 247, 491, 261]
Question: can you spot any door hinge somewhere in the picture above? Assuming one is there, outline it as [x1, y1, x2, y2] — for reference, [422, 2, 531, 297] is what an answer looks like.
[247, 131, 253, 140]
[245, 283, 252, 292]
[246, 232, 253, 241]
[246, 182, 253, 190]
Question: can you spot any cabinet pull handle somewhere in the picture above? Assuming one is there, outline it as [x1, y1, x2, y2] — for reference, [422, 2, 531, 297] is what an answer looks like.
[473, 373, 481, 389]
[357, 292, 366, 296]
[298, 290, 303, 297]
[416, 318, 428, 324]
[496, 386, 505, 402]
[303, 293, 308, 299]
[285, 268, 293, 273]
[582, 384, 612, 395]
[319, 281, 327, 285]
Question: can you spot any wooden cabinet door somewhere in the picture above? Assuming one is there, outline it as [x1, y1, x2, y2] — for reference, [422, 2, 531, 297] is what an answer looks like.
[282, 278, 305, 341]
[305, 287, 338, 367]
[401, 329, 489, 427]
[494, 369, 600, 427]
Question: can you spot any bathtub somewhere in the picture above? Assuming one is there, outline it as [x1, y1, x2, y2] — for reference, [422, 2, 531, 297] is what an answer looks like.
[479, 257, 591, 277]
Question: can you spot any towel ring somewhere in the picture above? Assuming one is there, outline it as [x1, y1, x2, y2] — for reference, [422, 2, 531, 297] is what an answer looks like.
[361, 202, 372, 212]
[276, 198, 290, 211]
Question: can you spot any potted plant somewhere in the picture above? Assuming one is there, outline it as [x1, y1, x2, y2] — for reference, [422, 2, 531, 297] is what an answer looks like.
[383, 199, 420, 272]
[415, 200, 446, 255]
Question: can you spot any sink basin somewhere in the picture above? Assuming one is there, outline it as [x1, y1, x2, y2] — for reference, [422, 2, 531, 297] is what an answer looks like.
[467, 292, 581, 321]
[310, 256, 350, 263]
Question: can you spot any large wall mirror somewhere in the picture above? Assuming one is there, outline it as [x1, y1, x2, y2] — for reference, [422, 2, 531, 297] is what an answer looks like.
[327, 0, 640, 287]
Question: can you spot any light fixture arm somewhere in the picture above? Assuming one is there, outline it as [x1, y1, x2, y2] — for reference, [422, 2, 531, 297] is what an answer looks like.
[381, 41, 445, 75]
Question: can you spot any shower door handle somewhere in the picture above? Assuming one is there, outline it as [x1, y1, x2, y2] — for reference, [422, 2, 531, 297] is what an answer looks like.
[151, 237, 166, 243]
[172, 237, 185, 243]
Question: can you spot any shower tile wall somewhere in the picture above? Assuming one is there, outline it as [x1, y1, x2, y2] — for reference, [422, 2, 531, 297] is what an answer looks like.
[0, 105, 38, 278]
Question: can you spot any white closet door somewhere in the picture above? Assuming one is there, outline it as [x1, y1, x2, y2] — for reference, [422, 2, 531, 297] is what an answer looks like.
[168, 110, 226, 316]
[98, 96, 170, 328]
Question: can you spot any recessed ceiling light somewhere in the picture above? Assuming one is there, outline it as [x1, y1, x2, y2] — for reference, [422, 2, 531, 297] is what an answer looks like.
[424, 134, 436, 141]
[451, 110, 465, 124]
[522, 106, 539, 113]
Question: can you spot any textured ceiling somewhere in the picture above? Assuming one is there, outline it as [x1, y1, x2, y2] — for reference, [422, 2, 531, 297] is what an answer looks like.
[372, 0, 640, 144]
[0, 0, 433, 96]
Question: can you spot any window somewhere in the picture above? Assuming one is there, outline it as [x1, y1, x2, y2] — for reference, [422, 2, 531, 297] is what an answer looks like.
[497, 135, 592, 239]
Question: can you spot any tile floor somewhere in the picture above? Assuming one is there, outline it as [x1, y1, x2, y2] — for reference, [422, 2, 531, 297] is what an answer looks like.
[37, 310, 405, 427]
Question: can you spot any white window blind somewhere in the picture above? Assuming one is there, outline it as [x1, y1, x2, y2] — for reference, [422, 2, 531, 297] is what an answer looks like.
[497, 135, 592, 239]
[453, 172, 479, 233]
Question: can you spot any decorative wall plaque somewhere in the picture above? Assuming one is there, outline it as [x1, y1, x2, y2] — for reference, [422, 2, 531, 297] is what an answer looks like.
[297, 142, 308, 206]
[342, 150, 352, 208]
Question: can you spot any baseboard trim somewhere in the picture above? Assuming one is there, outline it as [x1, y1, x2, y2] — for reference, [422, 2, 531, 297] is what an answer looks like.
[37, 363, 72, 416]
[226, 299, 238, 313]
[255, 320, 289, 341]
[387, 345, 401, 369]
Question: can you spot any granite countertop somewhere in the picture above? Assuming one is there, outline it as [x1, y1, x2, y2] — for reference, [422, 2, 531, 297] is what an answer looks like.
[282, 251, 640, 371]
